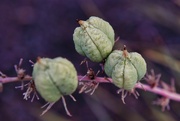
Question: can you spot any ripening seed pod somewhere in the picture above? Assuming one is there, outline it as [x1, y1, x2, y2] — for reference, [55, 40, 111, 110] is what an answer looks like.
[32, 57, 78, 103]
[73, 16, 115, 62]
[104, 48, 147, 90]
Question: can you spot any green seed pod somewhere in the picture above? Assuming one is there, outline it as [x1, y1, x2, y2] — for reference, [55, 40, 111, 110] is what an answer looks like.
[104, 49, 147, 90]
[32, 57, 78, 102]
[73, 16, 115, 62]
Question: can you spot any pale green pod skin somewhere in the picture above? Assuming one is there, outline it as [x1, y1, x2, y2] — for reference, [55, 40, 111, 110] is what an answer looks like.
[73, 16, 115, 62]
[129, 52, 147, 80]
[104, 50, 147, 90]
[48, 57, 78, 95]
[87, 16, 114, 45]
[32, 57, 78, 102]
[33, 71, 61, 102]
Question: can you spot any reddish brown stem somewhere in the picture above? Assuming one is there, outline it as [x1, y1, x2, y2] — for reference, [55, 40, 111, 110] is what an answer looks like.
[0, 75, 32, 84]
[0, 75, 180, 102]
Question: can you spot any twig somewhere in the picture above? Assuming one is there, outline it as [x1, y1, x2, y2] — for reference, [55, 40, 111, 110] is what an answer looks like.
[0, 75, 32, 84]
[0, 75, 180, 102]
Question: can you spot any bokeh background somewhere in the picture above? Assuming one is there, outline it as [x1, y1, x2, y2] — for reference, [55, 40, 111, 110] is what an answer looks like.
[0, 0, 180, 121]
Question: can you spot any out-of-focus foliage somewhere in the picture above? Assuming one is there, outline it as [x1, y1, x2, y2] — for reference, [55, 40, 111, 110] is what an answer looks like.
[0, 0, 180, 121]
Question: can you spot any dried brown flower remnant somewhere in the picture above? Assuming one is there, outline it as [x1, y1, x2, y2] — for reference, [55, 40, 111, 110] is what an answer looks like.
[117, 88, 140, 104]
[144, 69, 161, 88]
[15, 80, 39, 102]
[23, 81, 39, 102]
[14, 58, 26, 90]
[153, 79, 176, 111]
[14, 58, 26, 79]
[79, 60, 100, 95]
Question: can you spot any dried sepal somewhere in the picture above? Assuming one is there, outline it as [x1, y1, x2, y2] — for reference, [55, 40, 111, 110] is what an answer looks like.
[14, 58, 26, 79]
[79, 81, 99, 95]
[16, 80, 39, 102]
[144, 69, 161, 88]
[153, 79, 176, 111]
[79, 61, 100, 95]
[117, 88, 140, 104]
[14, 58, 26, 90]
[23, 81, 39, 102]
[153, 97, 170, 111]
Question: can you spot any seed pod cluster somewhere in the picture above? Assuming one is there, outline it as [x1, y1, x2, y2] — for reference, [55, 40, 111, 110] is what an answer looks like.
[73, 16, 115, 62]
[32, 57, 78, 102]
[73, 16, 147, 91]
[104, 49, 147, 90]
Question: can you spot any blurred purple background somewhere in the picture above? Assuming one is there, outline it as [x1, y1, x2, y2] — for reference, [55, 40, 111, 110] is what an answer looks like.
[0, 0, 180, 121]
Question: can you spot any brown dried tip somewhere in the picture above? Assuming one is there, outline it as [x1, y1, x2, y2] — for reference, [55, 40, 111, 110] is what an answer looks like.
[37, 57, 41, 63]
[123, 45, 128, 58]
[77, 20, 84, 25]
[144, 69, 161, 88]
[153, 78, 176, 111]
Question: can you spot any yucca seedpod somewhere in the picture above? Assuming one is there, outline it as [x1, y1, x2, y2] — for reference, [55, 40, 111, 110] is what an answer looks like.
[73, 16, 115, 62]
[104, 48, 147, 91]
[32, 57, 78, 103]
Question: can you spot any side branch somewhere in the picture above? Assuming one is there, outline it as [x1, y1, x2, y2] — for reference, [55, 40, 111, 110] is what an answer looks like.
[0, 75, 180, 102]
